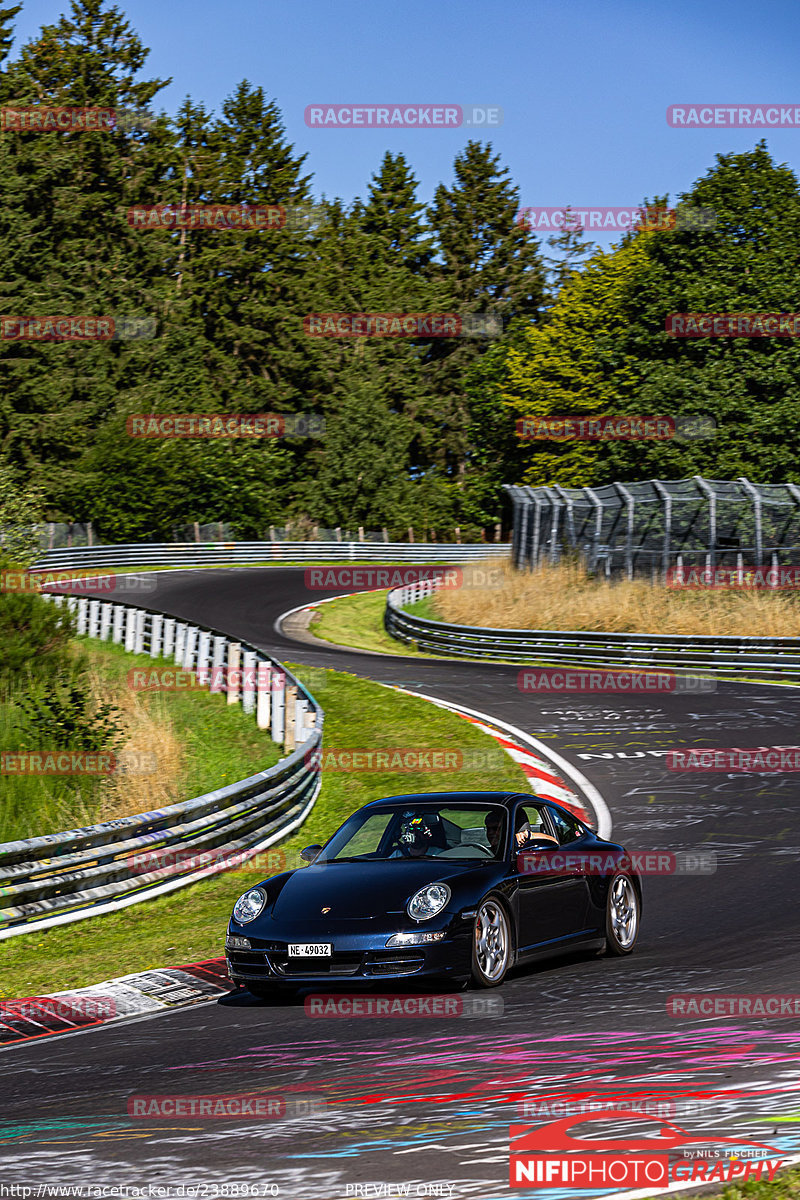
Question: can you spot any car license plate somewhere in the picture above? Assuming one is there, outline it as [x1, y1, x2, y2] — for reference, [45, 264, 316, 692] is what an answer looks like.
[288, 943, 332, 957]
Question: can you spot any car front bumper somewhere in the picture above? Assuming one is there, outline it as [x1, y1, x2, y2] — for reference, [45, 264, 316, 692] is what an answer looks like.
[225, 922, 472, 987]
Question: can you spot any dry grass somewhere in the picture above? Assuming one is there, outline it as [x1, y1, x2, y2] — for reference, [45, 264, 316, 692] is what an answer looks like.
[87, 665, 184, 820]
[431, 560, 800, 637]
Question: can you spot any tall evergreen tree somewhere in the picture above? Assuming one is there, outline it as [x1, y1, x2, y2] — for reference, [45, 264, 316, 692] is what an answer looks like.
[360, 152, 435, 274]
[423, 141, 547, 481]
[0, 0, 173, 515]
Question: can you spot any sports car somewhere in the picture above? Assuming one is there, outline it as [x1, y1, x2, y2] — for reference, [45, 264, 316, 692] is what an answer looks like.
[225, 791, 641, 993]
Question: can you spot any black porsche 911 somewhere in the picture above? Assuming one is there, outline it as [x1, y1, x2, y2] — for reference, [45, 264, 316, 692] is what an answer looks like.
[225, 791, 641, 994]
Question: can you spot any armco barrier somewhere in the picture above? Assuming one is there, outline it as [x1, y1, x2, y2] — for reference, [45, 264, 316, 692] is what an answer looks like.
[31, 542, 509, 571]
[385, 579, 800, 683]
[0, 595, 323, 939]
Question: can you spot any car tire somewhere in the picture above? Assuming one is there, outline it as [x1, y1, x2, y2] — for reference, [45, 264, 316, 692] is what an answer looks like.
[603, 874, 640, 955]
[471, 896, 512, 987]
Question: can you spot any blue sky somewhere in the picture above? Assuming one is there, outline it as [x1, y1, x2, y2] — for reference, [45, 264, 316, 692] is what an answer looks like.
[10, 0, 800, 245]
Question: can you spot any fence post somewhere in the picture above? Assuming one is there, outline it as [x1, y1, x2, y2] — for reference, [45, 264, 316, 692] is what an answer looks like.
[694, 476, 716, 574]
[100, 602, 112, 641]
[271, 669, 286, 743]
[134, 611, 146, 654]
[196, 629, 211, 682]
[88, 599, 100, 638]
[182, 624, 198, 671]
[408, 527, 414, 543]
[284, 684, 297, 752]
[242, 649, 256, 714]
[162, 617, 175, 658]
[614, 482, 635, 580]
[651, 480, 671, 582]
[151, 613, 163, 657]
[76, 597, 89, 635]
[256, 661, 271, 730]
[738, 477, 763, 567]
[227, 642, 241, 705]
[124, 607, 138, 652]
[193, 522, 200, 543]
[112, 604, 125, 644]
[335, 527, 341, 542]
[210, 635, 226, 692]
[294, 693, 308, 745]
[174, 622, 187, 665]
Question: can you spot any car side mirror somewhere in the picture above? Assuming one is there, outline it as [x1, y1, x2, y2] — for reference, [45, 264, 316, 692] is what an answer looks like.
[300, 844, 323, 863]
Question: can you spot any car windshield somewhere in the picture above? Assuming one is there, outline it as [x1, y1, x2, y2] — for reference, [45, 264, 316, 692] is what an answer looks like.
[321, 804, 508, 862]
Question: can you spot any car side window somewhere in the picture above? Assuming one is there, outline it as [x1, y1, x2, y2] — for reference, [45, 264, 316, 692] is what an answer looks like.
[548, 808, 583, 845]
[515, 805, 547, 834]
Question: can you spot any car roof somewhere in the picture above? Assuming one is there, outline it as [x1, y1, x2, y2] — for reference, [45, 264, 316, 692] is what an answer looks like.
[362, 791, 554, 811]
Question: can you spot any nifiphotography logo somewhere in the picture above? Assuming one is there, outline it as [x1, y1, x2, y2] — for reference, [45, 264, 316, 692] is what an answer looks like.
[509, 1110, 787, 1188]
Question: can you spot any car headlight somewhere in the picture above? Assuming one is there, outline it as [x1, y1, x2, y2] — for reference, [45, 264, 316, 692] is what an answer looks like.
[386, 931, 446, 946]
[232, 888, 267, 924]
[407, 883, 451, 922]
[226, 935, 251, 949]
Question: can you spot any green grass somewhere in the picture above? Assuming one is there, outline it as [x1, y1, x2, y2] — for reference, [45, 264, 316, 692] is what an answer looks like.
[0, 639, 282, 843]
[0, 662, 529, 999]
[308, 590, 426, 655]
[406, 595, 439, 621]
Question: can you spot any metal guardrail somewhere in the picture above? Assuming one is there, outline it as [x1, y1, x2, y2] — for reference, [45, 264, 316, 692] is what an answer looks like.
[0, 595, 323, 939]
[385, 579, 800, 683]
[31, 542, 510, 571]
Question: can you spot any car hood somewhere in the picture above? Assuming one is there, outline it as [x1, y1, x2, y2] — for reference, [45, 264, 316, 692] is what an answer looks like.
[269, 858, 496, 921]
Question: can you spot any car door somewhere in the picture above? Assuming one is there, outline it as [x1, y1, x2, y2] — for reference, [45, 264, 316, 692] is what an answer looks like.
[513, 803, 591, 953]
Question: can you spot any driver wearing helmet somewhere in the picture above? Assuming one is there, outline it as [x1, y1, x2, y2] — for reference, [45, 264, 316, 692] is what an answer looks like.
[390, 813, 443, 858]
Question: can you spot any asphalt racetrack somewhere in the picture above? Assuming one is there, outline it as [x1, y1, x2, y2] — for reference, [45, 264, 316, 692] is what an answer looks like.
[3, 567, 800, 1198]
